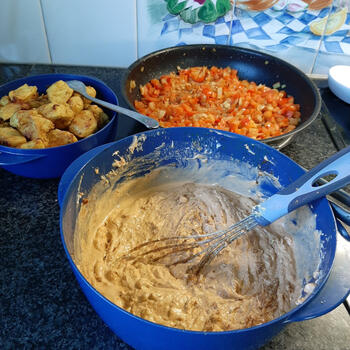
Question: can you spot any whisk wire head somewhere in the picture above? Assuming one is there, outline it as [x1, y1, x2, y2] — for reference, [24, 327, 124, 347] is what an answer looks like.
[117, 214, 258, 275]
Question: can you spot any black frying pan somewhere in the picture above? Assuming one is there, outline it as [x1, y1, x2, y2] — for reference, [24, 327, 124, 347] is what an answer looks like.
[121, 44, 321, 148]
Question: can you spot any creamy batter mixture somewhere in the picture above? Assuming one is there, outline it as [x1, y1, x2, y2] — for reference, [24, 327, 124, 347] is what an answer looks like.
[77, 180, 302, 331]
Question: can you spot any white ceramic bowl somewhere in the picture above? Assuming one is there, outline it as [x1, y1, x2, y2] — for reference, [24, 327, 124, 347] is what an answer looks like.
[328, 65, 350, 104]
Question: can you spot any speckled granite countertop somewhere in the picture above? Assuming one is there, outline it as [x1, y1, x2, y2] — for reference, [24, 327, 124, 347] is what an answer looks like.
[1, 64, 349, 350]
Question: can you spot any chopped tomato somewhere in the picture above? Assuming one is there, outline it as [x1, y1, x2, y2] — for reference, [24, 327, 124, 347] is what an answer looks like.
[189, 67, 207, 83]
[134, 66, 301, 140]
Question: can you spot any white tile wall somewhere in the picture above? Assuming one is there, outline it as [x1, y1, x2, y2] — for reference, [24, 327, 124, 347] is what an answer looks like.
[137, 0, 171, 59]
[0, 0, 50, 64]
[0, 0, 348, 73]
[41, 0, 137, 68]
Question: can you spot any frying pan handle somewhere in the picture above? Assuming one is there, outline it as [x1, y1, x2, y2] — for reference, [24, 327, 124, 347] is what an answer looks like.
[57, 143, 112, 207]
[283, 232, 350, 324]
[273, 135, 294, 151]
[0, 149, 44, 165]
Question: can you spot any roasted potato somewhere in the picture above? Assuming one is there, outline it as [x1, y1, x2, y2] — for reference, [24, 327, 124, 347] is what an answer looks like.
[0, 103, 22, 121]
[0, 80, 109, 148]
[0, 127, 26, 147]
[9, 84, 38, 103]
[0, 95, 9, 106]
[19, 139, 46, 149]
[88, 105, 109, 128]
[37, 103, 74, 129]
[69, 110, 97, 138]
[47, 129, 78, 147]
[68, 95, 84, 114]
[10, 110, 54, 142]
[82, 86, 97, 108]
[47, 80, 73, 104]
[25, 94, 49, 109]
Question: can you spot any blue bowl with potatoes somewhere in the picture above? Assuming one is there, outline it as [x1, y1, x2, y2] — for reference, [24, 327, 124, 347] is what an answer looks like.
[0, 73, 118, 178]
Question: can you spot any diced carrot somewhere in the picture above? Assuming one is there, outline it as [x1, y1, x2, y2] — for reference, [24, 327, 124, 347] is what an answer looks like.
[134, 66, 300, 140]
[189, 67, 207, 83]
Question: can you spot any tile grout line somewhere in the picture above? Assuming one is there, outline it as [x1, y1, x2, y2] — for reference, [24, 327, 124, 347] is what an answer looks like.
[310, 3, 335, 75]
[38, 0, 53, 65]
[227, 1, 235, 46]
[135, 0, 139, 59]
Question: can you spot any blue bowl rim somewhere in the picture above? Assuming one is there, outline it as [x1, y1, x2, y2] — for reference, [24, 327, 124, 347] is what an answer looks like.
[0, 73, 118, 153]
[59, 127, 337, 335]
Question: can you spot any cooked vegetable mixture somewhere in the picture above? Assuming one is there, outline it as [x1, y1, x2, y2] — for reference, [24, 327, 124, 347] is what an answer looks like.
[134, 66, 301, 140]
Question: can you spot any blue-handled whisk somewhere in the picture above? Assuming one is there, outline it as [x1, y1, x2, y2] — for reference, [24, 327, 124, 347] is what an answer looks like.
[121, 145, 350, 275]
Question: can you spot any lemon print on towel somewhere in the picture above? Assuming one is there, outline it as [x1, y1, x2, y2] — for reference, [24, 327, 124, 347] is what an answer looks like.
[165, 0, 232, 23]
[310, 7, 347, 36]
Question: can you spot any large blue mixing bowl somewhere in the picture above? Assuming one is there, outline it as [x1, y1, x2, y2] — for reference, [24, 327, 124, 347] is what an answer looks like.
[0, 73, 118, 178]
[59, 128, 350, 350]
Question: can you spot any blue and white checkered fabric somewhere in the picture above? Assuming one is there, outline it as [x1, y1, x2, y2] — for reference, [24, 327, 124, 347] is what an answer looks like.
[161, 7, 350, 54]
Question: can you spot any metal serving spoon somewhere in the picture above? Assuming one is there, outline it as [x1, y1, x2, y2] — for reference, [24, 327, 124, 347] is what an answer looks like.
[66, 80, 159, 129]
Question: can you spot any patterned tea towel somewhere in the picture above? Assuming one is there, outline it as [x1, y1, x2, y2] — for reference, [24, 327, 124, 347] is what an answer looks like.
[161, 5, 350, 54]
